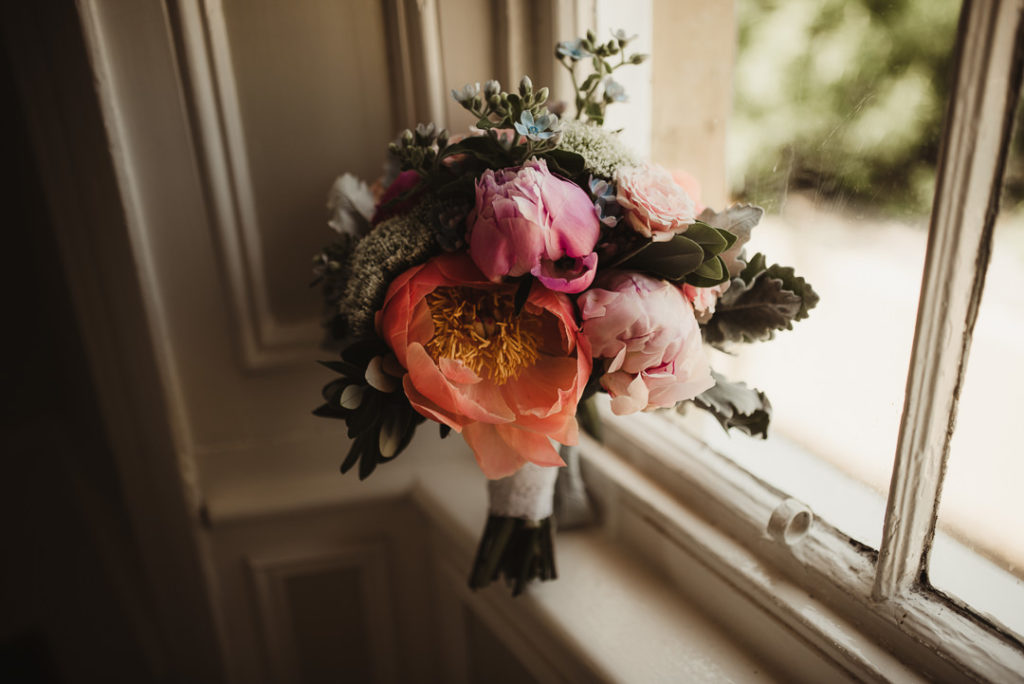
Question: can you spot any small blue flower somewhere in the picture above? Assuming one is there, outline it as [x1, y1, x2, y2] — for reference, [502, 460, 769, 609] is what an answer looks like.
[589, 177, 622, 227]
[514, 110, 558, 141]
[604, 78, 628, 103]
[556, 39, 591, 61]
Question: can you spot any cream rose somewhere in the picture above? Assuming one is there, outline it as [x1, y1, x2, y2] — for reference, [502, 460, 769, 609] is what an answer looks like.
[615, 163, 697, 241]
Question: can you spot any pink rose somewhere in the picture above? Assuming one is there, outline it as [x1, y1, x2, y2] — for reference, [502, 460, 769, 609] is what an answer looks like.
[376, 253, 592, 478]
[579, 272, 713, 415]
[467, 158, 600, 293]
[615, 163, 696, 241]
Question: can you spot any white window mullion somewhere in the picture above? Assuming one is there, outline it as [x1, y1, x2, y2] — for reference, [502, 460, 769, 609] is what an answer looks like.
[874, 0, 1024, 601]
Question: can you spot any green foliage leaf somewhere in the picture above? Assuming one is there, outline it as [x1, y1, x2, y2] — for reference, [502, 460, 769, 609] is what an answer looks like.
[687, 370, 772, 438]
[314, 337, 425, 479]
[702, 253, 805, 346]
[685, 255, 726, 286]
[764, 263, 819, 322]
[617, 234, 705, 282]
[738, 251, 768, 282]
[698, 204, 763, 278]
[683, 221, 730, 256]
[542, 149, 587, 179]
[444, 135, 517, 169]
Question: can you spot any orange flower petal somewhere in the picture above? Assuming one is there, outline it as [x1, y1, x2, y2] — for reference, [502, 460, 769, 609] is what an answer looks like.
[495, 424, 565, 468]
[462, 423, 528, 478]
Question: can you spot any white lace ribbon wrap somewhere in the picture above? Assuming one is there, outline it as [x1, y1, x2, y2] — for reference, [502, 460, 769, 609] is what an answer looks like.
[487, 463, 559, 521]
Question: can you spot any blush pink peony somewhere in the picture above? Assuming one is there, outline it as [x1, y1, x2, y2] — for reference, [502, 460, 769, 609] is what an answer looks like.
[579, 271, 713, 414]
[467, 157, 600, 294]
[615, 163, 697, 241]
[682, 283, 724, 323]
[376, 252, 592, 478]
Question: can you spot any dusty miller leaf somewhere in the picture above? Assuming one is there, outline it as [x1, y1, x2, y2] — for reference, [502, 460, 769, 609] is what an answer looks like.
[764, 263, 819, 322]
[703, 253, 803, 346]
[686, 370, 772, 438]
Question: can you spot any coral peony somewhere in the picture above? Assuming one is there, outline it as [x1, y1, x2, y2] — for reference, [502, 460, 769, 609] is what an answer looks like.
[615, 163, 696, 241]
[467, 157, 600, 294]
[377, 253, 592, 478]
[579, 271, 713, 414]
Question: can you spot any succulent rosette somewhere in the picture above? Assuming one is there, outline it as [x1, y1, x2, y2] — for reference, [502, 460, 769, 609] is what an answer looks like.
[313, 29, 818, 597]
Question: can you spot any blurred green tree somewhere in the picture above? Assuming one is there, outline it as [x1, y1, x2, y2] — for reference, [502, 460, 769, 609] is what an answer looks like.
[731, 0, 964, 215]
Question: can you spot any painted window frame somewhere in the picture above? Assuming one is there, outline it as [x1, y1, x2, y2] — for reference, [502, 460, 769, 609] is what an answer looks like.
[596, 0, 1024, 679]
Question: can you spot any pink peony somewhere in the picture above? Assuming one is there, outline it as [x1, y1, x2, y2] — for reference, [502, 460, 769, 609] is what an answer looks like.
[376, 252, 592, 478]
[616, 163, 697, 241]
[579, 272, 713, 415]
[467, 158, 600, 293]
[682, 283, 724, 323]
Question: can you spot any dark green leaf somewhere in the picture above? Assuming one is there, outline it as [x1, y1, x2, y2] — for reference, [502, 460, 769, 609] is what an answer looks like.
[339, 439, 361, 475]
[765, 263, 819, 322]
[617, 234, 705, 281]
[581, 73, 601, 91]
[542, 149, 586, 178]
[318, 359, 361, 376]
[313, 403, 344, 419]
[683, 221, 729, 256]
[584, 101, 604, 118]
[738, 252, 768, 283]
[691, 255, 724, 281]
[698, 204, 763, 278]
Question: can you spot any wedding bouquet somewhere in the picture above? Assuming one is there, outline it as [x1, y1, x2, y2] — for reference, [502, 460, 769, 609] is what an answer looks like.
[313, 30, 817, 595]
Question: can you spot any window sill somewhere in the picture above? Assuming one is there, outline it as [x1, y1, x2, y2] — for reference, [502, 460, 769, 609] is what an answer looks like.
[199, 406, 1023, 682]
[591, 400, 1024, 682]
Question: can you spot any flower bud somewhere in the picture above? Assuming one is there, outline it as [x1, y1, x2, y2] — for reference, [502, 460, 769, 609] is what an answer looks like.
[535, 86, 549, 103]
[400, 129, 414, 146]
[484, 79, 501, 98]
[630, 53, 648, 65]
[519, 75, 532, 95]
[415, 122, 436, 145]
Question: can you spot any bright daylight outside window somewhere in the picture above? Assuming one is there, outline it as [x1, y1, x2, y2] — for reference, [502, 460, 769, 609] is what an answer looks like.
[665, 0, 1024, 639]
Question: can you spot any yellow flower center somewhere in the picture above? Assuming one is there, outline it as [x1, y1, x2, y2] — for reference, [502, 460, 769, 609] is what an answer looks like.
[425, 287, 541, 385]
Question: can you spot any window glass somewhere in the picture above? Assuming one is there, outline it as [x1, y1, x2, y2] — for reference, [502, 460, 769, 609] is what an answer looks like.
[929, 92, 1024, 638]
[694, 0, 961, 547]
